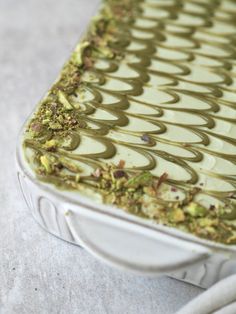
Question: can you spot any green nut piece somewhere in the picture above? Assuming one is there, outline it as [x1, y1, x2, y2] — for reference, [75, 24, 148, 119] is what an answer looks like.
[42, 118, 50, 125]
[185, 202, 207, 217]
[169, 208, 185, 223]
[198, 218, 213, 227]
[219, 206, 236, 220]
[58, 90, 73, 111]
[45, 109, 52, 117]
[60, 158, 81, 173]
[40, 155, 53, 174]
[126, 172, 153, 188]
[73, 41, 90, 66]
[75, 174, 81, 183]
[43, 139, 58, 150]
[49, 122, 62, 130]
[96, 46, 114, 58]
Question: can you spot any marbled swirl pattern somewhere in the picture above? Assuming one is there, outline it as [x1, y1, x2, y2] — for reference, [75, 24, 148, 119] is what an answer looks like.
[25, 0, 236, 213]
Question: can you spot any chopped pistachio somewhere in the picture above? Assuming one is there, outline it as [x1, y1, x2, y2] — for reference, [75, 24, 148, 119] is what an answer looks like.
[73, 41, 90, 66]
[227, 235, 236, 244]
[43, 139, 58, 151]
[219, 206, 236, 220]
[58, 90, 73, 111]
[42, 118, 50, 125]
[198, 218, 217, 228]
[57, 115, 64, 124]
[45, 109, 52, 117]
[143, 186, 156, 197]
[185, 202, 207, 217]
[169, 208, 185, 223]
[142, 201, 162, 219]
[115, 177, 127, 189]
[49, 122, 62, 130]
[126, 172, 152, 188]
[96, 46, 114, 58]
[75, 174, 81, 183]
[40, 155, 53, 174]
[205, 227, 216, 234]
[60, 158, 81, 173]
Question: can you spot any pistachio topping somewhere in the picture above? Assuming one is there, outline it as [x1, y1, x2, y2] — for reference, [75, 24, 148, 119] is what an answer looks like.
[185, 202, 207, 218]
[58, 91, 74, 111]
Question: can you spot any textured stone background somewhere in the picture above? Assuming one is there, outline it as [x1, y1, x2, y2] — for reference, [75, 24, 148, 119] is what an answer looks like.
[0, 0, 203, 313]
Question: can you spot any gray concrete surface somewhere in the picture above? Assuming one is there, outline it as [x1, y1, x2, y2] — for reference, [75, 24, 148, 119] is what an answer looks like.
[0, 0, 203, 313]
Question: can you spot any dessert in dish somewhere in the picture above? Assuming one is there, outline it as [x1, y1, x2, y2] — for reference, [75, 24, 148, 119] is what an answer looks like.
[23, 0, 236, 244]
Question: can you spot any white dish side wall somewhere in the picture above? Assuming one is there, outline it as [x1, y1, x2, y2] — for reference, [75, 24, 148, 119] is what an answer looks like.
[16, 161, 236, 288]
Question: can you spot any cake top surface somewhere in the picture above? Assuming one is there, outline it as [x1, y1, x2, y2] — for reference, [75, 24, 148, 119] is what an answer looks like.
[23, 0, 236, 245]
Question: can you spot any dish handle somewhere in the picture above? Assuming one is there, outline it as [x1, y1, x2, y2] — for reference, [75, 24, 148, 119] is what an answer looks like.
[66, 205, 211, 275]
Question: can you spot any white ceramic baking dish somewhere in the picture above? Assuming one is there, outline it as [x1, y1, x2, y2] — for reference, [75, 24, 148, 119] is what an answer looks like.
[16, 0, 236, 288]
